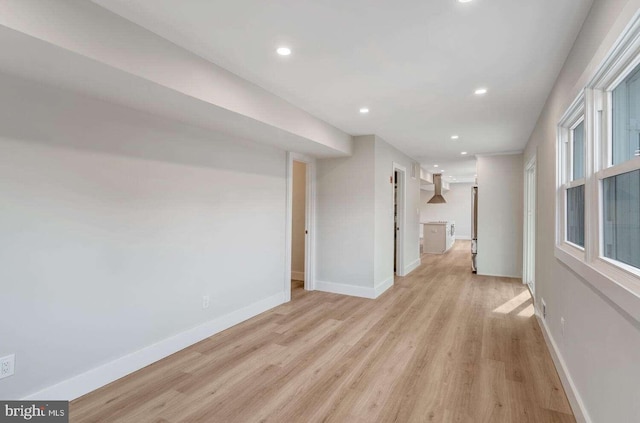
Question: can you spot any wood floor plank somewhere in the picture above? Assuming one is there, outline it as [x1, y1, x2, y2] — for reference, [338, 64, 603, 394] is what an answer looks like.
[70, 241, 575, 422]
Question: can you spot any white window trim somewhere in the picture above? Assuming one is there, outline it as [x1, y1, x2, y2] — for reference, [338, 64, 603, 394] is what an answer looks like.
[555, 11, 640, 322]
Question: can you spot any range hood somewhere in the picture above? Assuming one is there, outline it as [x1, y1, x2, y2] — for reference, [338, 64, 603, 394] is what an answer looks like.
[427, 173, 447, 204]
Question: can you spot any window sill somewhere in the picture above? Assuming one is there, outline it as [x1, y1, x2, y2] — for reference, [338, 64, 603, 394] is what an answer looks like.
[558, 241, 585, 261]
[555, 245, 640, 322]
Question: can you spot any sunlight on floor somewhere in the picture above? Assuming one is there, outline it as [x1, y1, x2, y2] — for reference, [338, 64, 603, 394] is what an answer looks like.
[492, 290, 531, 314]
[517, 303, 535, 317]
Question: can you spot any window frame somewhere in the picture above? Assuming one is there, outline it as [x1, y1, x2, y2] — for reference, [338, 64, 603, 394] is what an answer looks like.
[555, 13, 640, 322]
[557, 93, 586, 257]
[594, 84, 640, 281]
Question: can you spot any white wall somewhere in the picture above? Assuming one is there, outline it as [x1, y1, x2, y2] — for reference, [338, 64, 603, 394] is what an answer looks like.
[374, 136, 421, 285]
[523, 1, 640, 422]
[0, 73, 287, 399]
[420, 183, 474, 240]
[316, 135, 421, 296]
[291, 161, 306, 278]
[476, 154, 523, 278]
[316, 136, 376, 288]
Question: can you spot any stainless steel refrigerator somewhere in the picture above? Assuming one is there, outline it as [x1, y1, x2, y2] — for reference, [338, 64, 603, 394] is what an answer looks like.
[471, 186, 478, 273]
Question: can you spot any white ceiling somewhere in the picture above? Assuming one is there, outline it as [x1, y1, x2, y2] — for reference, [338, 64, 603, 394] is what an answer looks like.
[94, 0, 593, 180]
[423, 157, 478, 184]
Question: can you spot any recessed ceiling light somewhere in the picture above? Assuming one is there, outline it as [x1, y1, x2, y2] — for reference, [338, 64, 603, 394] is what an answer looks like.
[451, 135, 459, 140]
[458, 0, 473, 3]
[276, 47, 291, 56]
[433, 165, 439, 168]
[474, 88, 488, 95]
[359, 107, 369, 114]
[461, 151, 468, 155]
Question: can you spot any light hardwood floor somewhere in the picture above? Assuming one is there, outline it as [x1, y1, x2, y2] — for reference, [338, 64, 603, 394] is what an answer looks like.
[70, 241, 574, 422]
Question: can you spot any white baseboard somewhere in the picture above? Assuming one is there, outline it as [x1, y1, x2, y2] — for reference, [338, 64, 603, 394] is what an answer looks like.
[477, 271, 523, 279]
[455, 236, 472, 240]
[24, 292, 286, 401]
[374, 277, 394, 297]
[316, 278, 394, 299]
[291, 270, 304, 281]
[316, 280, 376, 299]
[535, 311, 591, 423]
[404, 258, 421, 275]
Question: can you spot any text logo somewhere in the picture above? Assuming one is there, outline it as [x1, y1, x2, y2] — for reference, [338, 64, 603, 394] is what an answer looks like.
[0, 401, 68, 422]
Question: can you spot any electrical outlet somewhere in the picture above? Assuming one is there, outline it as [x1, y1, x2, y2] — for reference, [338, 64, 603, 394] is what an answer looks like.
[202, 295, 210, 309]
[561, 317, 565, 336]
[0, 354, 15, 380]
[541, 298, 547, 319]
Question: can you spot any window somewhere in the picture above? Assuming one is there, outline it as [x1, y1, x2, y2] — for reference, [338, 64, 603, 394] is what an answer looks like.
[556, 15, 640, 319]
[598, 60, 640, 273]
[558, 100, 585, 251]
[612, 66, 640, 165]
[567, 185, 585, 247]
[603, 169, 640, 269]
[568, 120, 585, 247]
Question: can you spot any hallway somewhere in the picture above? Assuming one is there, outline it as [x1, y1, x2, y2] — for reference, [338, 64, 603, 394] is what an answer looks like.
[70, 241, 573, 422]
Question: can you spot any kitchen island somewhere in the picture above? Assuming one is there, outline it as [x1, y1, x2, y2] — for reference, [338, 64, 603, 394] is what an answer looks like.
[422, 221, 455, 254]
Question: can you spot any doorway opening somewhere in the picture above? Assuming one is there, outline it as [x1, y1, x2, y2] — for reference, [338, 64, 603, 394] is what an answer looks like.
[394, 170, 398, 273]
[285, 153, 315, 302]
[291, 160, 306, 298]
[523, 155, 536, 297]
[393, 163, 406, 276]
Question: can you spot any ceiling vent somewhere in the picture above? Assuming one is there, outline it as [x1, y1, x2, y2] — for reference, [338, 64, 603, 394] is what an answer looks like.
[427, 173, 447, 204]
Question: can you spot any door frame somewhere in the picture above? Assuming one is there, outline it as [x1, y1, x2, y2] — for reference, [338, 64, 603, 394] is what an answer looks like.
[285, 152, 316, 301]
[523, 153, 537, 297]
[393, 162, 407, 276]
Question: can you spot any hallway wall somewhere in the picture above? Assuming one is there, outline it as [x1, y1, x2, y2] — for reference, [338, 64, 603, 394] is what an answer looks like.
[523, 1, 640, 421]
[477, 154, 523, 278]
[0, 72, 287, 400]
